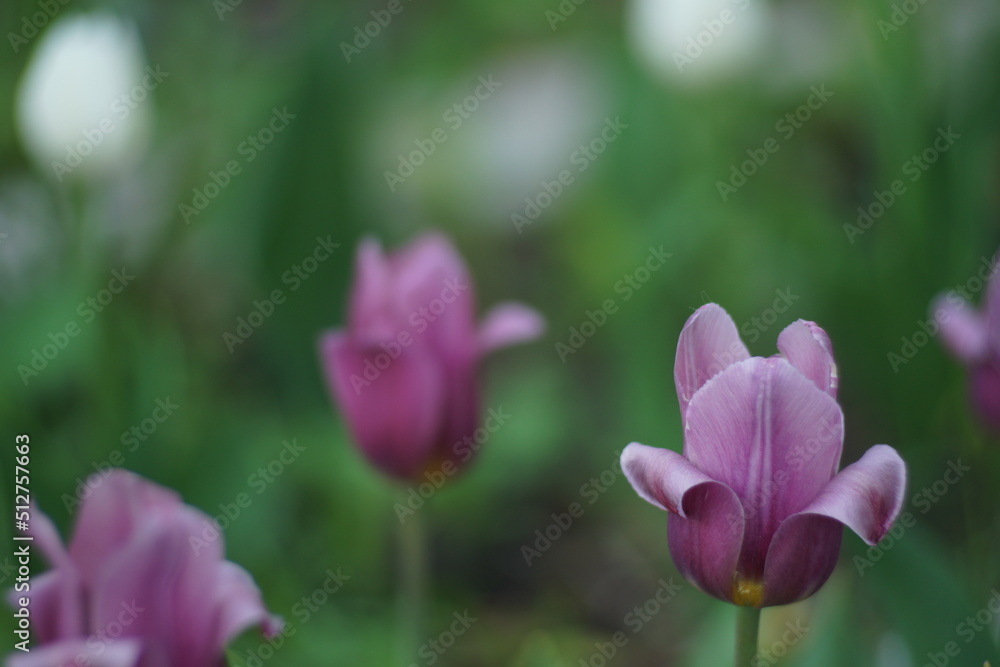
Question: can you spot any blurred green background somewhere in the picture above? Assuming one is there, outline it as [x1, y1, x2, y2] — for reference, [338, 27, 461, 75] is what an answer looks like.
[1, 0, 1000, 664]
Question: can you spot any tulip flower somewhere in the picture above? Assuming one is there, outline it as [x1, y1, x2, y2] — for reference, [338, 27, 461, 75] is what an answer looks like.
[932, 258, 1000, 430]
[626, 0, 770, 85]
[16, 13, 152, 180]
[621, 304, 906, 620]
[318, 233, 544, 481]
[6, 469, 280, 667]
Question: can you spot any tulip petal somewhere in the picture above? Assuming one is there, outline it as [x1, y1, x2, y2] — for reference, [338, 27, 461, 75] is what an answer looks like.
[212, 561, 284, 647]
[348, 237, 396, 343]
[622, 443, 745, 602]
[28, 503, 69, 569]
[758, 513, 842, 607]
[92, 508, 225, 667]
[674, 304, 749, 421]
[319, 330, 446, 479]
[931, 293, 988, 363]
[776, 320, 838, 397]
[5, 639, 141, 667]
[9, 569, 84, 644]
[393, 234, 477, 358]
[478, 302, 545, 354]
[797, 444, 906, 543]
[968, 362, 1000, 430]
[760, 444, 905, 605]
[68, 470, 180, 588]
[983, 253, 1000, 345]
[684, 357, 843, 580]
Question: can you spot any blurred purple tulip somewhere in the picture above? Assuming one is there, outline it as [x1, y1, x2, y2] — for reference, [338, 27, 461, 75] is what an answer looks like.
[6, 469, 280, 667]
[932, 257, 1000, 429]
[621, 304, 906, 607]
[318, 233, 544, 481]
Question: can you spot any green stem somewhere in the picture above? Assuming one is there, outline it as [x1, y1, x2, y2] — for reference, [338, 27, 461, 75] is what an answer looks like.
[396, 495, 427, 665]
[734, 606, 761, 667]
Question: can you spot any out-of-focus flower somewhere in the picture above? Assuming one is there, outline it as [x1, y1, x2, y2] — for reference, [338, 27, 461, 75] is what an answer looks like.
[16, 13, 152, 180]
[621, 304, 906, 607]
[6, 469, 280, 667]
[318, 233, 544, 481]
[626, 0, 770, 84]
[932, 254, 1000, 430]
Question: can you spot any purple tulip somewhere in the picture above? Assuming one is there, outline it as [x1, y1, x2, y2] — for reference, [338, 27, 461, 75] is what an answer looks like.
[6, 469, 280, 667]
[318, 233, 544, 480]
[621, 304, 906, 607]
[932, 258, 1000, 429]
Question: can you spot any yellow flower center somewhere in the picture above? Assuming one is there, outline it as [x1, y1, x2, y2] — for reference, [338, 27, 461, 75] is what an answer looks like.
[732, 579, 764, 607]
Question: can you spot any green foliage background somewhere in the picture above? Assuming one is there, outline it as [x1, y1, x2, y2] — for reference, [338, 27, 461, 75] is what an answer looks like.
[0, 0, 999, 664]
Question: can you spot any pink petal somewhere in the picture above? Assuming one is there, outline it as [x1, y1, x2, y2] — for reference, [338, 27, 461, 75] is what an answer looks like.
[6, 639, 141, 667]
[477, 302, 545, 354]
[318, 330, 446, 479]
[931, 293, 988, 363]
[683, 357, 843, 580]
[776, 320, 838, 397]
[983, 253, 1000, 347]
[621, 443, 745, 602]
[27, 503, 69, 569]
[68, 470, 181, 589]
[9, 569, 84, 644]
[674, 304, 749, 422]
[211, 561, 284, 647]
[969, 362, 1000, 430]
[393, 234, 477, 358]
[348, 237, 399, 344]
[761, 444, 905, 605]
[758, 513, 842, 606]
[91, 508, 225, 667]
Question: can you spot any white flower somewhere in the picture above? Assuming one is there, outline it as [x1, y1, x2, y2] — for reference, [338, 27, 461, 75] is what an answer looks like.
[627, 0, 770, 84]
[16, 13, 152, 181]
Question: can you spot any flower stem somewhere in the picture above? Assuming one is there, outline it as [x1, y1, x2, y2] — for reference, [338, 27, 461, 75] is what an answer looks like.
[397, 496, 427, 665]
[734, 606, 761, 667]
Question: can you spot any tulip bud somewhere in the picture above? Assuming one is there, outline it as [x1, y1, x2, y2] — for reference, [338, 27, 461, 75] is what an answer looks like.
[318, 233, 544, 481]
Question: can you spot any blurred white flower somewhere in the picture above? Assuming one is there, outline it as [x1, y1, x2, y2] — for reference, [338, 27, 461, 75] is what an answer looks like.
[626, 0, 770, 84]
[366, 46, 611, 227]
[16, 13, 153, 181]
